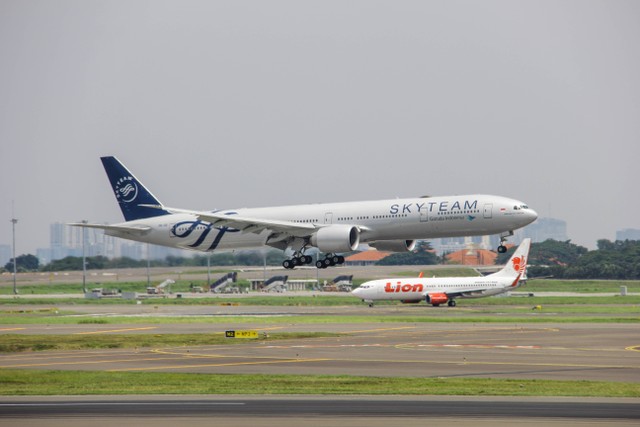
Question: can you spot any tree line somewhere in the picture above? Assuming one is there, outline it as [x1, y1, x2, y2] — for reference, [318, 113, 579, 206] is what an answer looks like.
[3, 239, 640, 280]
[495, 239, 640, 280]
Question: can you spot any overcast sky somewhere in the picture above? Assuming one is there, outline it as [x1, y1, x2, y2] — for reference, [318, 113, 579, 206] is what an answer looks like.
[1, 0, 639, 255]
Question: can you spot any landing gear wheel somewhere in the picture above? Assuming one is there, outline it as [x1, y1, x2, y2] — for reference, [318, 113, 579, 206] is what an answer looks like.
[282, 259, 294, 269]
[315, 254, 345, 269]
[497, 245, 507, 253]
[448, 300, 457, 307]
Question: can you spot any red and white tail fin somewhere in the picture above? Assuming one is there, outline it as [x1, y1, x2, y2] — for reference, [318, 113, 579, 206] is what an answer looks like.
[493, 238, 531, 279]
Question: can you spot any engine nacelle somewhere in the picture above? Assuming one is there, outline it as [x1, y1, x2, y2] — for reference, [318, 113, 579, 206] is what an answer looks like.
[425, 292, 449, 306]
[400, 299, 422, 304]
[369, 239, 416, 252]
[310, 225, 360, 253]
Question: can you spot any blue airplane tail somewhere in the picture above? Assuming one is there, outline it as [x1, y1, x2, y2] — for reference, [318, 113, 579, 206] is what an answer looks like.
[101, 156, 170, 221]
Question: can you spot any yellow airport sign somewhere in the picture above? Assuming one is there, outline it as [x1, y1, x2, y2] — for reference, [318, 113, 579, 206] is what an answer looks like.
[225, 330, 259, 339]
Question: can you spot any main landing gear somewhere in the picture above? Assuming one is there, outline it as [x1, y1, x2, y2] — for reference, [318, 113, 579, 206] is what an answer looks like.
[315, 254, 345, 269]
[282, 253, 346, 269]
[282, 254, 313, 269]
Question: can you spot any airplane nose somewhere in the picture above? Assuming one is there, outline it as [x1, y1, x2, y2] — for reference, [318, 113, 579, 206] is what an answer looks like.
[526, 208, 538, 224]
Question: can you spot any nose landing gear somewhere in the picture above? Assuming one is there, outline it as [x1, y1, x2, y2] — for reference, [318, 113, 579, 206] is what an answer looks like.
[497, 230, 514, 253]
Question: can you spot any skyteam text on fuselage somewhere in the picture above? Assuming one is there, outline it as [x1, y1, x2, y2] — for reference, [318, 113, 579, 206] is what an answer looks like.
[352, 238, 531, 307]
[70, 157, 538, 269]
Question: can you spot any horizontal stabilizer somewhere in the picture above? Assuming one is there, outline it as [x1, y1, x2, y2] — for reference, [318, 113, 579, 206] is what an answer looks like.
[68, 222, 152, 236]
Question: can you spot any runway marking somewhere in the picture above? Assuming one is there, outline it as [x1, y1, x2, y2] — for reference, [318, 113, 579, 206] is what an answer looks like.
[129, 349, 640, 372]
[145, 344, 640, 372]
[346, 326, 560, 336]
[0, 402, 246, 407]
[343, 326, 417, 334]
[625, 345, 640, 352]
[108, 357, 331, 372]
[0, 327, 26, 332]
[73, 327, 158, 335]
[0, 356, 204, 369]
[397, 343, 638, 354]
[398, 344, 542, 350]
[0, 348, 151, 361]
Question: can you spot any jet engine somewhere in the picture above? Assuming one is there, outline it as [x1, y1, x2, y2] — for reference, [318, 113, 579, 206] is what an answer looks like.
[310, 225, 360, 253]
[369, 239, 416, 252]
[425, 293, 449, 306]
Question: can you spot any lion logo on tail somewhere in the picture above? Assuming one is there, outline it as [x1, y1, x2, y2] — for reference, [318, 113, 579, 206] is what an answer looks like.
[511, 256, 526, 273]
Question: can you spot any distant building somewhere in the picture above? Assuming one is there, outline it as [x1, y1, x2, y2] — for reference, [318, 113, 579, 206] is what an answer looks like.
[119, 243, 145, 260]
[445, 248, 498, 266]
[148, 244, 192, 260]
[48, 222, 117, 262]
[0, 244, 11, 266]
[345, 250, 392, 266]
[520, 217, 567, 243]
[616, 228, 640, 241]
[40, 222, 194, 263]
[432, 236, 498, 256]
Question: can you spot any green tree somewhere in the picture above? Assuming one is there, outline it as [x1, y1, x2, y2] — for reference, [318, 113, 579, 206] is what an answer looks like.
[565, 239, 640, 279]
[376, 241, 439, 265]
[4, 254, 39, 272]
[496, 239, 587, 266]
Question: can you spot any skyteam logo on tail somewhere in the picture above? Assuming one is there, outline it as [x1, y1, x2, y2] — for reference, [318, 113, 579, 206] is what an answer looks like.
[115, 176, 138, 203]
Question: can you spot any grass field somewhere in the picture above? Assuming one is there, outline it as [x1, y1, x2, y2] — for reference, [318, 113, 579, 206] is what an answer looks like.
[1, 370, 638, 397]
[2, 278, 638, 295]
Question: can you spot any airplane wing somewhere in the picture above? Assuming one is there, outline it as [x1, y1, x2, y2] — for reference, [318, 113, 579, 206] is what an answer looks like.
[68, 222, 152, 236]
[143, 205, 318, 238]
[442, 289, 489, 299]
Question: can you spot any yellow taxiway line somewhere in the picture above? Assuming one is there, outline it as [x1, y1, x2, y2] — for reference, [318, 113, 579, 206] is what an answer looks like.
[73, 327, 158, 335]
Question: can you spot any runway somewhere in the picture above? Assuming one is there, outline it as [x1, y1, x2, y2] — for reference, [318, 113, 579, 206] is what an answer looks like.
[1, 396, 639, 426]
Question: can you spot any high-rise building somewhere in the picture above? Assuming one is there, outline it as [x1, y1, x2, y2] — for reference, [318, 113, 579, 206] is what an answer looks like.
[0, 244, 11, 267]
[616, 228, 640, 241]
[520, 217, 568, 243]
[48, 222, 115, 261]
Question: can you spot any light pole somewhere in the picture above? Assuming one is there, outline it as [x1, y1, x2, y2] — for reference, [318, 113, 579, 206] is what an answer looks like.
[11, 218, 18, 295]
[82, 220, 87, 293]
[146, 244, 151, 289]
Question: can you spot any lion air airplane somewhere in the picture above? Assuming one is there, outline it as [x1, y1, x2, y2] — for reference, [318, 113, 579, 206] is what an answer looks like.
[352, 238, 531, 307]
[71, 157, 537, 269]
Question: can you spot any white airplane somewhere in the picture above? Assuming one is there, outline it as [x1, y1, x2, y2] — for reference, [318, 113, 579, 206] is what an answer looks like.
[351, 238, 531, 307]
[71, 157, 537, 269]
